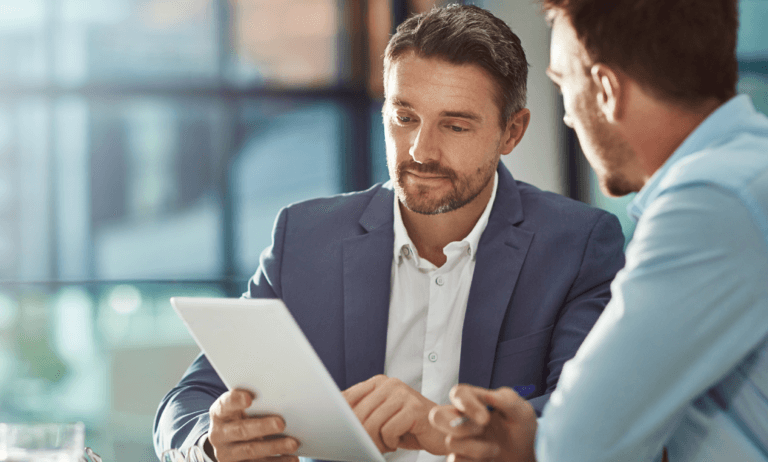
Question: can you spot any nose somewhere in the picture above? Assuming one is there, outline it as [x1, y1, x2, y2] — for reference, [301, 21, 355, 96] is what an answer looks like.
[563, 113, 575, 129]
[409, 124, 439, 164]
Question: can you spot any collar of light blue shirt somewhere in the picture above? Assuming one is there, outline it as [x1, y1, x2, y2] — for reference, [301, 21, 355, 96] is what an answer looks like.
[392, 171, 499, 265]
[627, 94, 756, 222]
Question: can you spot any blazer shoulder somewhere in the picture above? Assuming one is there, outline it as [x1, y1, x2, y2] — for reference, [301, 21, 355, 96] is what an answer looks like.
[514, 181, 620, 233]
[281, 182, 391, 234]
[510, 181, 624, 248]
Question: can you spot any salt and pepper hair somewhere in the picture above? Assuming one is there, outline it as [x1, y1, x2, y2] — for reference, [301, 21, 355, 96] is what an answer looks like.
[384, 4, 530, 128]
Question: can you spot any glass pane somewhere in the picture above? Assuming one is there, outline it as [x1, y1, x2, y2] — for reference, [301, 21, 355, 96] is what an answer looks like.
[228, 0, 342, 87]
[367, 0, 391, 97]
[54, 0, 219, 86]
[0, 281, 225, 462]
[0, 99, 52, 281]
[370, 100, 388, 185]
[739, 73, 768, 116]
[88, 98, 226, 280]
[0, 0, 48, 85]
[233, 100, 341, 277]
[738, 0, 768, 60]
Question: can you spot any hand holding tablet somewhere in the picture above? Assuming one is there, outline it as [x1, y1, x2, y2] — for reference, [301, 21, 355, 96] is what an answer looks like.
[171, 297, 386, 462]
[207, 389, 299, 462]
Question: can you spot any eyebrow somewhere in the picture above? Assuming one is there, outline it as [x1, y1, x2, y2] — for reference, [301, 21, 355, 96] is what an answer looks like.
[390, 98, 483, 122]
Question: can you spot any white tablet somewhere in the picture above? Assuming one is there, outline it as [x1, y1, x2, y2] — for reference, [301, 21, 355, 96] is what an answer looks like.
[171, 297, 385, 462]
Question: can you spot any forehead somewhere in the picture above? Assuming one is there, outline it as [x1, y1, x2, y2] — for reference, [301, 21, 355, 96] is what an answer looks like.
[548, 12, 590, 75]
[384, 52, 500, 119]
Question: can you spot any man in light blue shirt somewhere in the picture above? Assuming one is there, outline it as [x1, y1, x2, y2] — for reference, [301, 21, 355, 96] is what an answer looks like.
[429, 0, 768, 460]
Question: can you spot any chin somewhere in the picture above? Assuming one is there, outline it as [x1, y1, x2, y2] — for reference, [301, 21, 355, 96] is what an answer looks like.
[600, 174, 641, 197]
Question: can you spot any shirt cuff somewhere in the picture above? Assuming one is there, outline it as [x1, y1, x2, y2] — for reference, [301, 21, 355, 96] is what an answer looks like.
[196, 433, 216, 462]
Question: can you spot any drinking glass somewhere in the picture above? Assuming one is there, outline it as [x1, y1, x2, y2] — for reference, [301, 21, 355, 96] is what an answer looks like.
[0, 422, 85, 462]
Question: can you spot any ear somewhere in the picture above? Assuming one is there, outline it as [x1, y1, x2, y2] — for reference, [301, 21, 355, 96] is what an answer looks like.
[500, 108, 531, 155]
[590, 64, 623, 123]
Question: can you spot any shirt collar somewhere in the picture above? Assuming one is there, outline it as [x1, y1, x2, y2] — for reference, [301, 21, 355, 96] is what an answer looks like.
[393, 171, 499, 265]
[627, 95, 755, 222]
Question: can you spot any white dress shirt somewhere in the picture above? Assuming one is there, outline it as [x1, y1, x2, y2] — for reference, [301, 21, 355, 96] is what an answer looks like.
[384, 172, 498, 462]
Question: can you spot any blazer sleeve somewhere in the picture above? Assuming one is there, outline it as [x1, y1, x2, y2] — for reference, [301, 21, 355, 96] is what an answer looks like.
[153, 207, 289, 457]
[528, 211, 625, 415]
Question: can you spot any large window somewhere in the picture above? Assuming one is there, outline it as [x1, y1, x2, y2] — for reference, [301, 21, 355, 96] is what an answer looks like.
[0, 1, 453, 460]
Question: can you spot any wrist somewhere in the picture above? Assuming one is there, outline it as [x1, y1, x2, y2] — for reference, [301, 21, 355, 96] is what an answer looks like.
[416, 415, 448, 455]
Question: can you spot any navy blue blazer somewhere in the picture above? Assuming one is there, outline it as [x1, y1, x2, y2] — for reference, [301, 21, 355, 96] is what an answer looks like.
[154, 163, 625, 455]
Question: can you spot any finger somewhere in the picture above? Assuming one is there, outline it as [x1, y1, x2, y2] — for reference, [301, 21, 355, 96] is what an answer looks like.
[342, 379, 377, 408]
[352, 384, 391, 424]
[373, 400, 412, 451]
[445, 434, 501, 460]
[484, 387, 534, 423]
[263, 456, 300, 462]
[429, 405, 483, 437]
[219, 436, 299, 461]
[447, 453, 483, 462]
[449, 385, 492, 426]
[218, 416, 286, 443]
[363, 396, 402, 452]
[211, 389, 255, 423]
[261, 456, 300, 462]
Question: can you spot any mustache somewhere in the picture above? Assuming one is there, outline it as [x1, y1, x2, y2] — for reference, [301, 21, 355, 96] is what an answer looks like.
[397, 160, 457, 180]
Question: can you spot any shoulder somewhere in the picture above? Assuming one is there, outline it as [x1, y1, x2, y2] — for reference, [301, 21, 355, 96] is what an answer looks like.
[279, 182, 393, 234]
[660, 128, 768, 199]
[640, 185, 768, 256]
[515, 180, 619, 233]
[655, 138, 768, 244]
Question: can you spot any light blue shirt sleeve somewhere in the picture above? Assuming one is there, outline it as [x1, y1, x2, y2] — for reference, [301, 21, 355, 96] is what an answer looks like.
[535, 185, 768, 461]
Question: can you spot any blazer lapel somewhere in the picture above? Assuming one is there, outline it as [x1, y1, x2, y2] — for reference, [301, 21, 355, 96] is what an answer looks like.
[459, 165, 534, 388]
[342, 185, 395, 389]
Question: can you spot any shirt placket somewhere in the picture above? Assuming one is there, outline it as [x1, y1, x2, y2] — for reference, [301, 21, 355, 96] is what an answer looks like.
[420, 248, 464, 403]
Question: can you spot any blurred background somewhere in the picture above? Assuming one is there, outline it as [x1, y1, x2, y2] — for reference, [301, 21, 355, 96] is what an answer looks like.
[0, 0, 766, 460]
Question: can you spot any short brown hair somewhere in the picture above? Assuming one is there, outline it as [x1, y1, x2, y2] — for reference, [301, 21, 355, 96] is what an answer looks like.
[384, 4, 529, 127]
[541, 0, 738, 105]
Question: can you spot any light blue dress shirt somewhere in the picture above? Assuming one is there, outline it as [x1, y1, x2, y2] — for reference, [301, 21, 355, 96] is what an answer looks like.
[536, 95, 768, 461]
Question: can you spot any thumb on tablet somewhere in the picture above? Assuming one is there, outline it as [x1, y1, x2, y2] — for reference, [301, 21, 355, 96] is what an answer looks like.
[212, 389, 256, 422]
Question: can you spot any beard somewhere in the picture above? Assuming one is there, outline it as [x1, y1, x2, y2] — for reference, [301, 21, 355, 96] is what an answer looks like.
[577, 98, 642, 197]
[389, 156, 498, 215]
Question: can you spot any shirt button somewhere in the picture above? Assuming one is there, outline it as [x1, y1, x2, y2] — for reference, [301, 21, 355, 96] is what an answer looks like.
[402, 247, 411, 257]
[435, 276, 444, 286]
[466, 247, 471, 256]
[428, 352, 438, 362]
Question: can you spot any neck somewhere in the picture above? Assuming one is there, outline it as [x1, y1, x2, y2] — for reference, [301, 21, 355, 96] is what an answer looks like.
[400, 176, 494, 267]
[627, 96, 723, 181]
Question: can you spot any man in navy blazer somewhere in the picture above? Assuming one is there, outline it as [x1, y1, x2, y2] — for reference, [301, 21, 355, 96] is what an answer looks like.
[154, 5, 625, 462]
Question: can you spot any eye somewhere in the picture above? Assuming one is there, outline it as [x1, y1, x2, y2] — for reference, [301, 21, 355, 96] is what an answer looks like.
[397, 115, 412, 123]
[449, 125, 467, 133]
